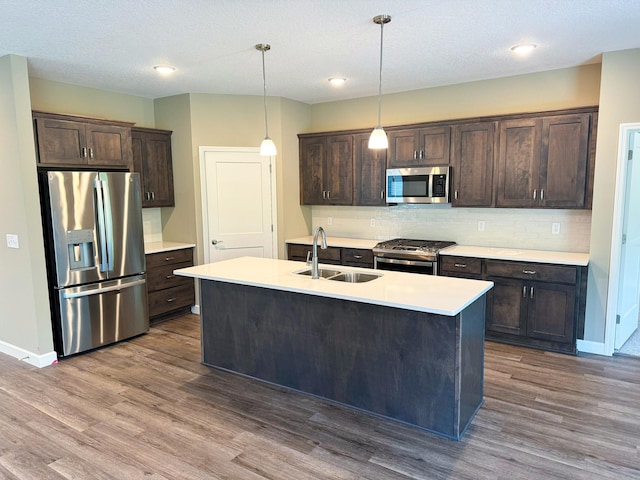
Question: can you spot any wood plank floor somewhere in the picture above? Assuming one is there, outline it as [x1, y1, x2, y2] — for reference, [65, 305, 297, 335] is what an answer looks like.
[0, 314, 639, 479]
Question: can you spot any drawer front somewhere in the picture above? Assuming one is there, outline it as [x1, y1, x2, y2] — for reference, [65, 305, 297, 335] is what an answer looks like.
[146, 248, 193, 269]
[147, 261, 193, 292]
[440, 256, 482, 276]
[341, 248, 373, 267]
[148, 283, 195, 318]
[485, 260, 576, 284]
[287, 244, 341, 263]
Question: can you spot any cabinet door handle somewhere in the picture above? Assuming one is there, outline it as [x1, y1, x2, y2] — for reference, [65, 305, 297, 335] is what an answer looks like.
[523, 286, 527, 298]
[89, 148, 94, 159]
[533, 189, 537, 200]
[454, 263, 467, 268]
[522, 270, 536, 275]
[151, 191, 155, 200]
[540, 189, 545, 200]
[420, 149, 425, 160]
[380, 191, 384, 199]
[81, 147, 88, 158]
[454, 190, 459, 200]
[322, 190, 327, 199]
[530, 287, 534, 298]
[413, 150, 417, 160]
[326, 191, 331, 199]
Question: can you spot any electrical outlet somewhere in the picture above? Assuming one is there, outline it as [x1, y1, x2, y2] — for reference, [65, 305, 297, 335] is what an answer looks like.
[477, 221, 485, 232]
[552, 222, 561, 235]
[370, 218, 376, 227]
[6, 234, 19, 249]
[327, 217, 332, 225]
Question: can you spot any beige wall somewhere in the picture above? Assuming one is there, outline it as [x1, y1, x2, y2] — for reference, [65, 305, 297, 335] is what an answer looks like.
[29, 77, 155, 126]
[156, 93, 311, 264]
[0, 55, 53, 357]
[309, 64, 602, 132]
[585, 48, 640, 342]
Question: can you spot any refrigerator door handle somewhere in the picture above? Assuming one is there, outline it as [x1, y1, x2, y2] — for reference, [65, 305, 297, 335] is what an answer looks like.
[94, 178, 114, 272]
[62, 278, 146, 299]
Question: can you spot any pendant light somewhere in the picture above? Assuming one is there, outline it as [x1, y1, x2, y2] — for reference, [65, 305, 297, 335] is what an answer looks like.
[368, 14, 391, 149]
[256, 43, 277, 156]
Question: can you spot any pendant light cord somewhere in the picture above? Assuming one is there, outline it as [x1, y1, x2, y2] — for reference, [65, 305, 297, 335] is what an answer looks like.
[261, 48, 270, 138]
[376, 20, 385, 128]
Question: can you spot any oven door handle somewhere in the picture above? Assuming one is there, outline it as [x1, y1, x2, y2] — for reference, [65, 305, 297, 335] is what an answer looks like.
[374, 256, 434, 267]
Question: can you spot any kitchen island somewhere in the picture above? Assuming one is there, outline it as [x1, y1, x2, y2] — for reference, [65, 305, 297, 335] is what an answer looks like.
[176, 257, 493, 440]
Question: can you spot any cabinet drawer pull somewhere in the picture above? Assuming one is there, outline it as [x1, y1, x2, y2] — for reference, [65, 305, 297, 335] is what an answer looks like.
[353, 255, 363, 259]
[522, 270, 536, 275]
[523, 286, 527, 298]
[166, 297, 176, 303]
[165, 274, 176, 279]
[165, 256, 175, 262]
[454, 263, 467, 268]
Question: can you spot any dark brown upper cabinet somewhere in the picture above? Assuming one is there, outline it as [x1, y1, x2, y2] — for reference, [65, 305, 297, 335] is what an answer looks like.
[451, 121, 497, 207]
[387, 126, 451, 167]
[131, 127, 175, 208]
[300, 134, 354, 205]
[496, 113, 591, 208]
[33, 111, 133, 170]
[354, 133, 387, 206]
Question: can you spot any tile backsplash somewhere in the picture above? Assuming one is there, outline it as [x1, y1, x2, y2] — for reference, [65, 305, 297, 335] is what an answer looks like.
[142, 208, 163, 243]
[312, 205, 591, 253]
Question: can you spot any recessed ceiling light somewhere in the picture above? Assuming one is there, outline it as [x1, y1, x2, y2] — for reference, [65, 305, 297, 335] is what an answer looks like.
[328, 77, 347, 86]
[153, 65, 176, 74]
[510, 44, 537, 54]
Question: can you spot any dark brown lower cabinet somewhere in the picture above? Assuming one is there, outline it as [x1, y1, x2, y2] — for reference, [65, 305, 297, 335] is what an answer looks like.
[441, 255, 586, 354]
[146, 248, 195, 322]
[287, 243, 374, 268]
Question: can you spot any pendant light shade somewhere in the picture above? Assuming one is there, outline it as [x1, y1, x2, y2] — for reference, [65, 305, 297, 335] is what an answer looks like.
[368, 14, 391, 150]
[256, 43, 277, 156]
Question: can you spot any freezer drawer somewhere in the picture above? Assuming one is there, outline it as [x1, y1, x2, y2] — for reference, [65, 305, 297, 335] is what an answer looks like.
[57, 275, 149, 357]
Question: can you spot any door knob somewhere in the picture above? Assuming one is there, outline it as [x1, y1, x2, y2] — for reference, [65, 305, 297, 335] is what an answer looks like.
[211, 240, 218, 245]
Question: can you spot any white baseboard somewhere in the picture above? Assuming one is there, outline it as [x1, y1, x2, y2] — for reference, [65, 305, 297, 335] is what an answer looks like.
[191, 304, 200, 315]
[0, 340, 58, 368]
[576, 339, 608, 356]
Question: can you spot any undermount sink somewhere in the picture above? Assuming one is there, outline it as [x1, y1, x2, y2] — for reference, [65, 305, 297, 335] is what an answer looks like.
[294, 268, 382, 283]
[326, 272, 382, 283]
[295, 268, 342, 278]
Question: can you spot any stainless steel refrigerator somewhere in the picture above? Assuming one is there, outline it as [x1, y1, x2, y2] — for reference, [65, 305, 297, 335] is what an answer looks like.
[39, 170, 149, 357]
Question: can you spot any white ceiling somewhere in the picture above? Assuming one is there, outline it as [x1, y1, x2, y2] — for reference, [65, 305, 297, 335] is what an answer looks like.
[2, 0, 640, 104]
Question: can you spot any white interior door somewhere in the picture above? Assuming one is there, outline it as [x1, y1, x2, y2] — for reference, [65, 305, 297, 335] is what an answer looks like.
[200, 147, 276, 263]
[615, 130, 640, 349]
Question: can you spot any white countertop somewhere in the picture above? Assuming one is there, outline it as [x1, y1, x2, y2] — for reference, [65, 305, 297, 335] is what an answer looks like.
[286, 236, 378, 249]
[175, 256, 493, 316]
[145, 241, 196, 254]
[440, 245, 589, 266]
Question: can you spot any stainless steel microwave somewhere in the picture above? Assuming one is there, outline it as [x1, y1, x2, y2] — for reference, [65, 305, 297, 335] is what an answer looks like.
[386, 165, 451, 204]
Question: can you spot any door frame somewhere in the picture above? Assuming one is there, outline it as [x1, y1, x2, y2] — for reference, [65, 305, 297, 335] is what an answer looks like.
[604, 123, 640, 355]
[198, 146, 278, 264]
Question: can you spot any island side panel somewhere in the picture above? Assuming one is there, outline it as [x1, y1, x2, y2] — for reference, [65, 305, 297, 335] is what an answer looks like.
[201, 280, 469, 439]
[456, 295, 486, 438]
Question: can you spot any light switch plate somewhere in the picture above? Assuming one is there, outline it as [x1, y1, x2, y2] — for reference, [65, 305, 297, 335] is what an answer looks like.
[370, 218, 376, 227]
[327, 217, 333, 225]
[477, 221, 485, 232]
[6, 234, 19, 249]
[552, 223, 561, 235]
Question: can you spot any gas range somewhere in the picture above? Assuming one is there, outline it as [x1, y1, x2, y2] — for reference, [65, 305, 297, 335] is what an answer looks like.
[373, 238, 456, 262]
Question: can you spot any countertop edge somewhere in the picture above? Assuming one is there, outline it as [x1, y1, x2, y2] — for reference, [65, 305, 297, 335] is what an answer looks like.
[145, 241, 196, 254]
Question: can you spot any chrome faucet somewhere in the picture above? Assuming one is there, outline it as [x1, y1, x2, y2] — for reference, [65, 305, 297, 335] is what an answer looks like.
[308, 226, 327, 279]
